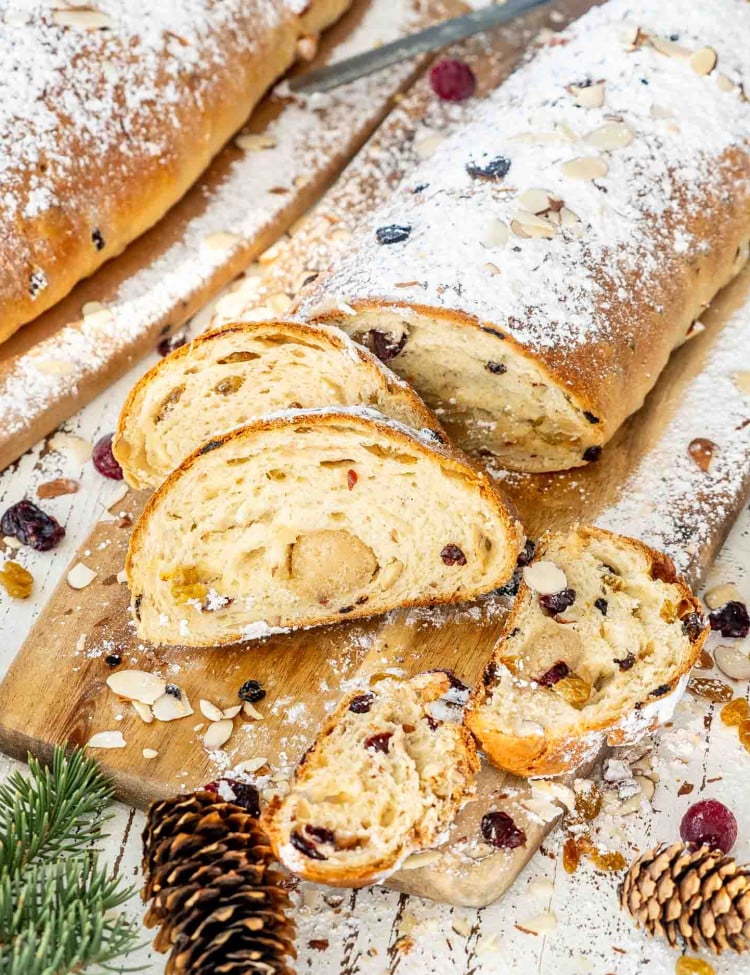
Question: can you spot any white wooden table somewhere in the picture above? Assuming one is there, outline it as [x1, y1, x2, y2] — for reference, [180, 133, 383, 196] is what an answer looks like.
[1, 290, 748, 974]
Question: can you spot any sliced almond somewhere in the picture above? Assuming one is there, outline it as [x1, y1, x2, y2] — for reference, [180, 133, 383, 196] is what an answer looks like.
[704, 582, 744, 609]
[559, 207, 581, 228]
[235, 756, 269, 774]
[635, 775, 656, 801]
[732, 371, 750, 394]
[243, 701, 265, 720]
[401, 849, 442, 871]
[649, 36, 690, 61]
[204, 719, 234, 751]
[618, 24, 641, 48]
[716, 73, 737, 93]
[48, 432, 92, 464]
[713, 644, 750, 681]
[561, 156, 609, 180]
[222, 704, 242, 719]
[67, 562, 97, 590]
[142, 748, 159, 760]
[37, 478, 79, 499]
[132, 701, 154, 724]
[689, 46, 717, 76]
[511, 212, 556, 239]
[107, 670, 166, 705]
[53, 9, 113, 30]
[414, 131, 446, 159]
[518, 188, 558, 214]
[87, 730, 126, 749]
[523, 561, 568, 595]
[584, 122, 633, 151]
[267, 292, 292, 314]
[520, 911, 557, 934]
[569, 82, 605, 108]
[481, 218, 509, 248]
[199, 699, 224, 722]
[152, 689, 194, 722]
[202, 232, 241, 252]
[235, 133, 277, 151]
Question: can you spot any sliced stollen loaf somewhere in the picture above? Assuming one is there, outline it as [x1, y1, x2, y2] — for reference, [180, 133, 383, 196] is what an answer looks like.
[126, 407, 523, 647]
[465, 526, 707, 777]
[296, 0, 750, 471]
[114, 320, 440, 489]
[262, 672, 479, 886]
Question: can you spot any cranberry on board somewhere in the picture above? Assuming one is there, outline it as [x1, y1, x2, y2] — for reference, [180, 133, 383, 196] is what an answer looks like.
[679, 799, 737, 854]
[708, 601, 750, 638]
[92, 434, 124, 480]
[481, 810, 527, 849]
[1, 499, 65, 551]
[429, 58, 476, 101]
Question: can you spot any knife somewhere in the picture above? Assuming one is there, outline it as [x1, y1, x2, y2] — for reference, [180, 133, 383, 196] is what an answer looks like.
[288, 0, 550, 94]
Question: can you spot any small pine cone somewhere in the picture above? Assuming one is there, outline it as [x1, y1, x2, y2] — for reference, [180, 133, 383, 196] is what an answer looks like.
[621, 842, 750, 955]
[142, 789, 295, 974]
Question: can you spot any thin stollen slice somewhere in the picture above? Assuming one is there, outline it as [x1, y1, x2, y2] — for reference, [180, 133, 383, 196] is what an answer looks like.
[262, 671, 480, 887]
[465, 525, 707, 777]
[126, 407, 523, 647]
[114, 320, 441, 490]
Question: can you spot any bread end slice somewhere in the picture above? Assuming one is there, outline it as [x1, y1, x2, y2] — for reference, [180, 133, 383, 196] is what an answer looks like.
[262, 671, 479, 887]
[465, 525, 707, 778]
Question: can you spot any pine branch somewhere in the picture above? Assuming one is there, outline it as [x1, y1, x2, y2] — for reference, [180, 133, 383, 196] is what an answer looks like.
[0, 748, 143, 975]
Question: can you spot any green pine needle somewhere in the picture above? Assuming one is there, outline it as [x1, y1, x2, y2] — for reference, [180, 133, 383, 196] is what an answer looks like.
[0, 748, 144, 975]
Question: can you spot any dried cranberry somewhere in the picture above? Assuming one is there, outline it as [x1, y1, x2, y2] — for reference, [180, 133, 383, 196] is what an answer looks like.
[104, 653, 122, 668]
[539, 588, 576, 616]
[347, 469, 358, 490]
[429, 58, 476, 101]
[441, 544, 467, 566]
[375, 224, 411, 245]
[158, 330, 188, 357]
[680, 799, 737, 854]
[517, 539, 536, 567]
[583, 411, 600, 424]
[480, 811, 526, 849]
[1, 500, 65, 551]
[650, 683, 671, 697]
[239, 679, 266, 703]
[614, 653, 636, 671]
[583, 445, 602, 462]
[708, 601, 749, 639]
[536, 661, 570, 686]
[202, 778, 261, 817]
[92, 434, 124, 480]
[291, 830, 327, 860]
[466, 155, 511, 181]
[367, 329, 407, 362]
[682, 611, 706, 641]
[348, 693, 374, 714]
[365, 732, 392, 754]
[594, 597, 608, 615]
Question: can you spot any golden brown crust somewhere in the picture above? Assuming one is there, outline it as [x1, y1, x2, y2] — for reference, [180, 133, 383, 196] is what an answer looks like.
[0, 1, 352, 345]
[465, 525, 707, 778]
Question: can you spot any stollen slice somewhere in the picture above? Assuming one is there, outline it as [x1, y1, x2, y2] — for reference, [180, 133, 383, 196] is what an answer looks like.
[126, 407, 523, 647]
[465, 525, 707, 777]
[262, 671, 480, 886]
[114, 320, 440, 489]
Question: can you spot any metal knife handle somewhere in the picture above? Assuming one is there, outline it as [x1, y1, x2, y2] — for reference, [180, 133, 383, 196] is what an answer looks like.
[288, 0, 550, 94]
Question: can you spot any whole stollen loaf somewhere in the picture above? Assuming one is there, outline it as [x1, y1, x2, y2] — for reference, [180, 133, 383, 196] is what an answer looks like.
[0, 0, 351, 345]
[297, 0, 750, 472]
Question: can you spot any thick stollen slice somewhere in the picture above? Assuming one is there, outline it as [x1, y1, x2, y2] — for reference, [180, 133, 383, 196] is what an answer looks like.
[465, 525, 707, 777]
[114, 320, 440, 489]
[262, 672, 480, 886]
[126, 407, 523, 647]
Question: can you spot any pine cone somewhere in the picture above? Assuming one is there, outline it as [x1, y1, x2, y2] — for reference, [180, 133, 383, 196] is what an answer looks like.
[142, 789, 296, 974]
[621, 842, 750, 955]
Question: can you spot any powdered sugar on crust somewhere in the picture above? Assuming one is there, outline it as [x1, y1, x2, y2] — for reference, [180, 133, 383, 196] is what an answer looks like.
[300, 0, 750, 363]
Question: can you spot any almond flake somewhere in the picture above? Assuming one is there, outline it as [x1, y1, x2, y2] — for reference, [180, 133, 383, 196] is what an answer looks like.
[235, 756, 269, 774]
[716, 73, 737, 93]
[618, 23, 641, 48]
[222, 705, 242, 719]
[569, 82, 605, 108]
[649, 36, 690, 61]
[734, 371, 750, 394]
[67, 562, 97, 590]
[53, 9, 113, 30]
[485, 262, 501, 276]
[561, 156, 609, 180]
[199, 699, 224, 722]
[635, 775, 656, 801]
[87, 730, 126, 749]
[107, 671, 166, 705]
[202, 231, 241, 252]
[295, 34, 318, 61]
[414, 131, 446, 159]
[204, 719, 234, 750]
[48, 432, 92, 464]
[520, 911, 557, 935]
[704, 582, 744, 608]
[523, 560, 568, 594]
[132, 701, 154, 724]
[481, 218, 509, 248]
[559, 207, 581, 227]
[689, 46, 717, 76]
[713, 644, 750, 681]
[518, 188, 559, 214]
[267, 292, 292, 314]
[235, 133, 277, 151]
[152, 689, 193, 721]
[35, 359, 75, 376]
[584, 122, 633, 150]
[142, 748, 159, 759]
[243, 701, 264, 719]
[401, 849, 442, 871]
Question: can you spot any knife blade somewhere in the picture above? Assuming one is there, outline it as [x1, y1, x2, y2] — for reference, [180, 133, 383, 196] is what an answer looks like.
[288, 0, 550, 94]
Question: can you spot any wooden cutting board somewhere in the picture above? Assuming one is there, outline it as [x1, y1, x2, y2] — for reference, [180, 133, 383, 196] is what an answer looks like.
[1, 0, 749, 909]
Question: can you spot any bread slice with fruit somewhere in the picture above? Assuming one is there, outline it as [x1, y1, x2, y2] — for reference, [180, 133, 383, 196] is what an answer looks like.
[126, 406, 523, 647]
[262, 671, 479, 886]
[114, 320, 441, 490]
[465, 525, 707, 778]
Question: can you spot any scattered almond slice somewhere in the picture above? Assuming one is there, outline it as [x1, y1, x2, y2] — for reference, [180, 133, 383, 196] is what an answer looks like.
[152, 689, 194, 721]
[235, 756, 269, 774]
[704, 582, 744, 609]
[243, 701, 264, 720]
[584, 121, 633, 150]
[714, 645, 750, 681]
[132, 701, 154, 724]
[414, 131, 445, 159]
[401, 849, 442, 871]
[689, 46, 717, 76]
[48, 432, 92, 464]
[649, 35, 690, 61]
[523, 561, 568, 595]
[199, 699, 224, 722]
[143, 748, 159, 760]
[53, 8, 114, 30]
[295, 34, 318, 61]
[519, 911, 557, 935]
[481, 218, 509, 248]
[107, 670, 166, 705]
[67, 562, 97, 590]
[733, 371, 750, 394]
[716, 73, 738, 93]
[87, 730, 126, 749]
[235, 132, 276, 151]
[222, 705, 242, 719]
[561, 156, 608, 180]
[202, 231, 242, 252]
[204, 719, 234, 750]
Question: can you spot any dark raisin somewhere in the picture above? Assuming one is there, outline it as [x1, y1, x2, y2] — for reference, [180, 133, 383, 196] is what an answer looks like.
[367, 329, 407, 362]
[199, 439, 223, 455]
[291, 830, 327, 860]
[306, 825, 335, 846]
[426, 714, 439, 730]
[493, 573, 521, 598]
[348, 693, 374, 714]
[92, 434, 124, 480]
[1, 500, 65, 551]
[133, 595, 142, 621]
[466, 155, 511, 181]
[165, 683, 181, 699]
[485, 361, 507, 374]
[583, 411, 600, 424]
[517, 539, 536, 567]
[239, 679, 266, 703]
[29, 269, 47, 297]
[104, 653, 122, 668]
[206, 778, 260, 817]
[583, 445, 602, 462]
[614, 653, 636, 671]
[338, 605, 354, 614]
[708, 601, 749, 639]
[539, 588, 576, 616]
[594, 597, 608, 616]
[412, 183, 429, 194]
[480, 811, 526, 849]
[365, 732, 393, 754]
[375, 224, 411, 245]
[91, 228, 105, 250]
[158, 330, 188, 356]
[536, 661, 570, 686]
[482, 327, 506, 340]
[682, 612, 706, 641]
[441, 544, 467, 566]
[650, 683, 672, 698]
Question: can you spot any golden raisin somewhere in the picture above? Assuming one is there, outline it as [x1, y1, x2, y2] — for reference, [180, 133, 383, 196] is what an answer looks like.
[554, 674, 591, 709]
[589, 849, 627, 872]
[739, 719, 750, 753]
[687, 437, 716, 473]
[687, 677, 734, 703]
[563, 836, 580, 873]
[720, 698, 750, 727]
[214, 375, 244, 395]
[660, 600, 678, 623]
[574, 784, 603, 821]
[0, 560, 33, 599]
[675, 956, 715, 975]
[166, 566, 208, 605]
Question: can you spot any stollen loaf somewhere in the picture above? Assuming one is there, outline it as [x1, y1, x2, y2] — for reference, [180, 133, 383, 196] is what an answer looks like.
[297, 0, 750, 472]
[126, 407, 524, 647]
[464, 526, 707, 778]
[0, 0, 351, 344]
[263, 672, 479, 887]
[114, 320, 441, 489]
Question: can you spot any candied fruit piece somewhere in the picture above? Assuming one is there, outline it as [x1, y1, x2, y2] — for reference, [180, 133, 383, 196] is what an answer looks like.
[720, 698, 749, 727]
[214, 375, 244, 395]
[739, 719, 750, 752]
[680, 798, 737, 854]
[554, 674, 591, 710]
[574, 784, 603, 821]
[375, 225, 411, 245]
[562, 836, 581, 873]
[687, 437, 716, 473]
[590, 849, 627, 871]
[348, 693, 374, 714]
[365, 732, 392, 754]
[675, 957, 715, 975]
[167, 566, 208, 605]
[367, 329, 407, 361]
[0, 560, 33, 599]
